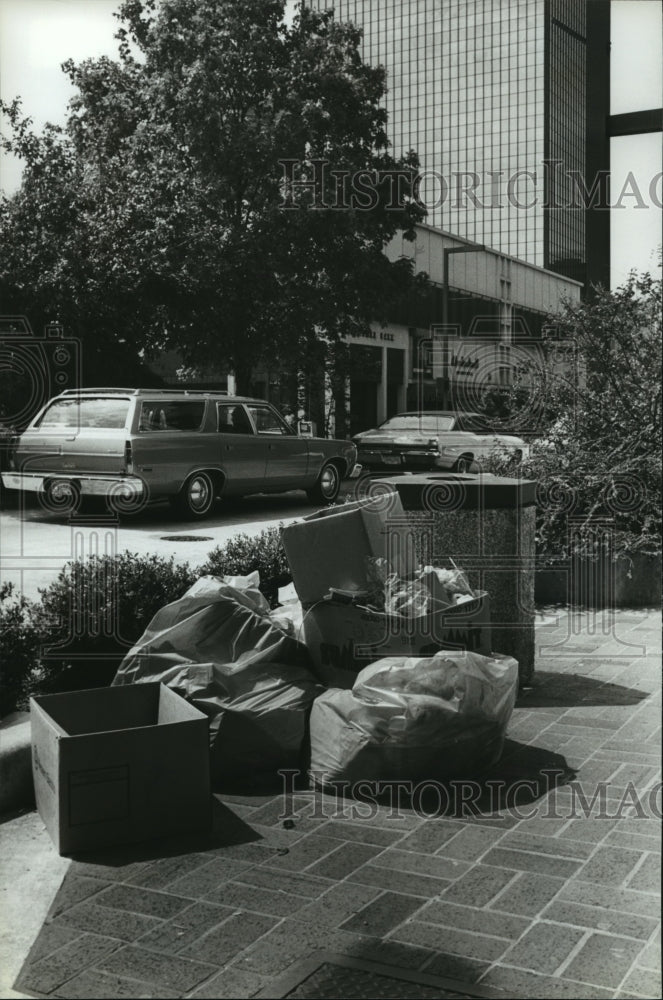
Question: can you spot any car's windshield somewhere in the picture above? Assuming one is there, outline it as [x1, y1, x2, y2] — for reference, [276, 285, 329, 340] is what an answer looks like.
[36, 398, 130, 429]
[381, 415, 456, 432]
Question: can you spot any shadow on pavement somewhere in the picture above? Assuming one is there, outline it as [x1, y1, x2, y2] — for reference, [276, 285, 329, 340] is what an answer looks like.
[65, 797, 264, 867]
[222, 740, 575, 822]
[517, 670, 648, 707]
[381, 740, 575, 819]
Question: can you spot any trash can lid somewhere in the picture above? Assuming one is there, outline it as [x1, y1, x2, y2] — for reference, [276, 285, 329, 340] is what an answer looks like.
[373, 472, 536, 510]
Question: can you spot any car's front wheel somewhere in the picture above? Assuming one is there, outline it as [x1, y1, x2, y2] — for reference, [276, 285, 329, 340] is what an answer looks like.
[306, 462, 341, 504]
[171, 471, 216, 518]
[453, 454, 475, 473]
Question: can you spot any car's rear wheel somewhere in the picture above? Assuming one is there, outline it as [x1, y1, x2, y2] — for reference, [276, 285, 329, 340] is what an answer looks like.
[38, 478, 81, 515]
[306, 462, 341, 504]
[171, 471, 216, 519]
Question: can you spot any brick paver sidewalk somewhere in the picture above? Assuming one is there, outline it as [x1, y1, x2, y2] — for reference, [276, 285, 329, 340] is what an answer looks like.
[14, 608, 662, 999]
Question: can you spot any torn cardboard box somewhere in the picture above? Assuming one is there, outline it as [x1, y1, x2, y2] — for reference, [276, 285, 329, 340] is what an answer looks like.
[281, 493, 415, 606]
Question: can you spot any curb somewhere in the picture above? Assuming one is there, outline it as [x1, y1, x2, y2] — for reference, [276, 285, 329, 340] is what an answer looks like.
[0, 712, 34, 815]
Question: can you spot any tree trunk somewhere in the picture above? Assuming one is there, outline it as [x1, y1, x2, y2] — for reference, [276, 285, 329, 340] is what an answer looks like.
[233, 361, 253, 396]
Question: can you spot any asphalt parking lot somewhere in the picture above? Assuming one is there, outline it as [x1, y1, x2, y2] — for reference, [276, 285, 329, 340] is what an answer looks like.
[0, 478, 368, 600]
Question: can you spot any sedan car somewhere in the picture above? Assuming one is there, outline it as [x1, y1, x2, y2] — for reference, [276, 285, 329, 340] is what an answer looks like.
[353, 411, 529, 472]
[2, 388, 360, 518]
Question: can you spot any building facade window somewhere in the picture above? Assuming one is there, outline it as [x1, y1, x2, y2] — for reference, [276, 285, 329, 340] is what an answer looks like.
[309, 0, 609, 287]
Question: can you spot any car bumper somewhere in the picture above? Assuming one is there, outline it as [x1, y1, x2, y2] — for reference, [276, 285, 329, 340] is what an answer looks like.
[358, 449, 454, 471]
[1, 472, 145, 497]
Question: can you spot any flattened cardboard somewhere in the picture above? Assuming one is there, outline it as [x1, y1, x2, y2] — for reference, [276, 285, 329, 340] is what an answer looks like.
[302, 591, 491, 688]
[30, 683, 211, 855]
[281, 493, 416, 605]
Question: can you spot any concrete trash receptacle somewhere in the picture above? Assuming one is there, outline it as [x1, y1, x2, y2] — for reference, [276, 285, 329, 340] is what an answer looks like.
[372, 473, 536, 685]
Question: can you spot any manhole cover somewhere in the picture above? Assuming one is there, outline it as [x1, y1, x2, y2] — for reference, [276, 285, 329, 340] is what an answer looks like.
[160, 534, 214, 541]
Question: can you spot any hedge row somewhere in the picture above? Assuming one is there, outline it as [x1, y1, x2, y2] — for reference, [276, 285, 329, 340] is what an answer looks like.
[0, 527, 291, 717]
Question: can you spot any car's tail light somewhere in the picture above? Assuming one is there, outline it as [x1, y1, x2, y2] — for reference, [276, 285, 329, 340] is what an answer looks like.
[124, 440, 134, 474]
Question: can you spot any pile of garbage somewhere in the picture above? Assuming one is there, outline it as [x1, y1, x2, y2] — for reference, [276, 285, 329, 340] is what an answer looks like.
[113, 573, 321, 785]
[113, 494, 518, 788]
[364, 556, 476, 615]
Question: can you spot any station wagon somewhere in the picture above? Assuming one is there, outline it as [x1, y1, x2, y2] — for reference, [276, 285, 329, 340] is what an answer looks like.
[2, 389, 360, 518]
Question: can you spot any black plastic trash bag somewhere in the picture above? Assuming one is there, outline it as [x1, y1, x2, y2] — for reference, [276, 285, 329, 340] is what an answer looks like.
[113, 576, 321, 783]
[309, 650, 518, 787]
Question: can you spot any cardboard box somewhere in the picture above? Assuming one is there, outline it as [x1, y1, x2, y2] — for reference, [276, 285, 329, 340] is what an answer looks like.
[281, 493, 415, 606]
[31, 683, 211, 855]
[302, 592, 491, 688]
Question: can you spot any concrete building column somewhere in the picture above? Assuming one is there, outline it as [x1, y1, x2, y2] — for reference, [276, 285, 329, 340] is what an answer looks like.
[402, 334, 410, 413]
[499, 255, 513, 344]
[498, 256, 514, 386]
[378, 345, 388, 424]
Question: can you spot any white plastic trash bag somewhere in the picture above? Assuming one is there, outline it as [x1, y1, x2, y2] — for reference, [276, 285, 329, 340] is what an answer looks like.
[309, 650, 518, 787]
[353, 651, 519, 730]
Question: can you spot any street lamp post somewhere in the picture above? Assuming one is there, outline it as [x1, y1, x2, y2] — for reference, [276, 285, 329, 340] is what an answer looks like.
[440, 242, 486, 408]
[441, 242, 486, 329]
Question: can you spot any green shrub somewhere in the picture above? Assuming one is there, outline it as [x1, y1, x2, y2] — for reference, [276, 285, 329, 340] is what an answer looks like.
[199, 527, 291, 605]
[486, 444, 661, 562]
[485, 412, 662, 562]
[0, 533, 295, 716]
[0, 583, 40, 716]
[485, 271, 662, 562]
[29, 552, 197, 698]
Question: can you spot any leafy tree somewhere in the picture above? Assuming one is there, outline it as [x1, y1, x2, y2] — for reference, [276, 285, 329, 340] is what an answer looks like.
[0, 0, 425, 396]
[489, 270, 662, 558]
[0, 100, 163, 391]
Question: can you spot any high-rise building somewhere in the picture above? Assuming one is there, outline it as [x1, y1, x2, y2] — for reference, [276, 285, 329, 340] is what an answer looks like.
[309, 0, 610, 287]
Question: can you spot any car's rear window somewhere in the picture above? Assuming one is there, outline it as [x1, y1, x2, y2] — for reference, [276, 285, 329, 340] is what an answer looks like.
[383, 415, 456, 432]
[36, 398, 130, 429]
[139, 401, 206, 432]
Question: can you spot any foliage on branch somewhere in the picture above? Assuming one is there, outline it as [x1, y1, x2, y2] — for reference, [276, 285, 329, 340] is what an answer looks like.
[0, 584, 39, 716]
[488, 271, 662, 558]
[1, 0, 426, 393]
[0, 532, 294, 715]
